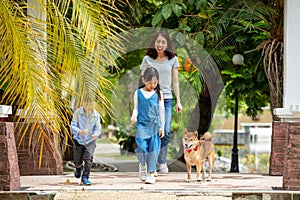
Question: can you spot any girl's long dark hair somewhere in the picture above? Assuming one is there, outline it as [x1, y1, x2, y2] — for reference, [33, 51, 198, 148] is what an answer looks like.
[139, 67, 162, 101]
[146, 29, 176, 60]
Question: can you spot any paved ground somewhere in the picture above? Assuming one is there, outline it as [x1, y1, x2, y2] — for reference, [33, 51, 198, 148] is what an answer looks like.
[18, 172, 284, 200]
[21, 172, 282, 192]
[5, 142, 297, 199]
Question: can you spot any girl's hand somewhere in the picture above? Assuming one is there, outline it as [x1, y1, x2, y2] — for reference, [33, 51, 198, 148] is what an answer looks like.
[159, 129, 164, 138]
[131, 116, 137, 122]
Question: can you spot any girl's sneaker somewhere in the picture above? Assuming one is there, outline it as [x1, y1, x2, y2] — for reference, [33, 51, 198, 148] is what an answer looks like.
[139, 163, 147, 181]
[145, 174, 155, 184]
[81, 177, 92, 186]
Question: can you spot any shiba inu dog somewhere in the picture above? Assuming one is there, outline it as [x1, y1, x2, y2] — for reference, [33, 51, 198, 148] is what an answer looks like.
[182, 128, 215, 182]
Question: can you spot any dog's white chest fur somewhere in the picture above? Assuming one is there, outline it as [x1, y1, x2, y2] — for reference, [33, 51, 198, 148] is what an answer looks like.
[184, 151, 202, 165]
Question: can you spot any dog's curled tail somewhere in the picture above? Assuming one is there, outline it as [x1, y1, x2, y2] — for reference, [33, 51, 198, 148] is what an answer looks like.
[201, 132, 213, 141]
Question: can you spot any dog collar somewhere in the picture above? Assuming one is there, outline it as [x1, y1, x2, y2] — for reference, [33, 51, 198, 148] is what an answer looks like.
[185, 145, 198, 153]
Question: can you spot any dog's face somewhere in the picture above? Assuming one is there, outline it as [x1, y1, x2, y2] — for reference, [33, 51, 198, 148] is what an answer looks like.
[182, 128, 198, 150]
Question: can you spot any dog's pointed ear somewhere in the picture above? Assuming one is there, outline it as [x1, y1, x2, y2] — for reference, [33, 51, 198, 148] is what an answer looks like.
[184, 128, 187, 134]
[194, 130, 198, 138]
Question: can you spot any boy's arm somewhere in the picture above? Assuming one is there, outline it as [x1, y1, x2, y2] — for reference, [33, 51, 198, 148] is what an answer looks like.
[70, 110, 80, 136]
[92, 113, 102, 137]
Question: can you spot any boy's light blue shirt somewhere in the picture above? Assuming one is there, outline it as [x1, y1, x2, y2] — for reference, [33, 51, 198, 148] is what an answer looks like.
[71, 107, 101, 145]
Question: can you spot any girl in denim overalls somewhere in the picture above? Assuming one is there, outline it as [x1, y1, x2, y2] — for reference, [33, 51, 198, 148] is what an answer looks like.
[131, 67, 165, 184]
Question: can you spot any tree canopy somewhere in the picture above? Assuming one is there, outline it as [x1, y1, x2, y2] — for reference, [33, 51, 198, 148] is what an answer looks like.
[114, 0, 279, 133]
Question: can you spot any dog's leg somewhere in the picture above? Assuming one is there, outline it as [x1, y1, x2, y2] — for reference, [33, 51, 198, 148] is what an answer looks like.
[206, 159, 212, 181]
[196, 161, 202, 182]
[207, 155, 215, 181]
[185, 163, 192, 182]
[201, 161, 206, 181]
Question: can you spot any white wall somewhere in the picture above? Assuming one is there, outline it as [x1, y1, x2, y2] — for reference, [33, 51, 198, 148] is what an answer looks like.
[284, 0, 300, 108]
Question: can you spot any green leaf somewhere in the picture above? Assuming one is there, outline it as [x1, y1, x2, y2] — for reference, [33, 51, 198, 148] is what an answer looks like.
[221, 70, 234, 75]
[235, 35, 247, 43]
[172, 4, 182, 18]
[195, 32, 205, 46]
[180, 2, 187, 10]
[175, 32, 186, 46]
[151, 12, 163, 26]
[162, 4, 172, 20]
[184, 26, 191, 32]
[188, 0, 194, 5]
[195, 0, 207, 10]
[221, 70, 243, 78]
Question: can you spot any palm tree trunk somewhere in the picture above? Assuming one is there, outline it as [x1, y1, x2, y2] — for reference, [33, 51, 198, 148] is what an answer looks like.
[263, 39, 283, 121]
[187, 78, 223, 138]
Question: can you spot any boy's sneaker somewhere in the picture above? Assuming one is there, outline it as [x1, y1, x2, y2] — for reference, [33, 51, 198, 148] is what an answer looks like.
[139, 163, 147, 181]
[74, 168, 82, 179]
[81, 177, 91, 186]
[145, 174, 155, 184]
[158, 163, 169, 174]
[154, 170, 158, 177]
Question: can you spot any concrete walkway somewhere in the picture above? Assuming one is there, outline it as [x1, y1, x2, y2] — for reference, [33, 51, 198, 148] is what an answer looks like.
[2, 142, 298, 199]
[20, 172, 282, 192]
[15, 172, 289, 200]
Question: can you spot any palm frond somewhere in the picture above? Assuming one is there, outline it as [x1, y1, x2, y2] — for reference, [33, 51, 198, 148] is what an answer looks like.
[0, 0, 126, 166]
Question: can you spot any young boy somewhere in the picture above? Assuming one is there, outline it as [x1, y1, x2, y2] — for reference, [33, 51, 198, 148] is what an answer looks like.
[71, 98, 101, 185]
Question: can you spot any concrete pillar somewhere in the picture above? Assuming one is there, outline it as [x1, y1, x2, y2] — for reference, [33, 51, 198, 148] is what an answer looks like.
[283, 0, 300, 108]
[269, 0, 300, 190]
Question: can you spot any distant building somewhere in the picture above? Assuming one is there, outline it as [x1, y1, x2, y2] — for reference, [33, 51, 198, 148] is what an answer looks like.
[213, 108, 272, 153]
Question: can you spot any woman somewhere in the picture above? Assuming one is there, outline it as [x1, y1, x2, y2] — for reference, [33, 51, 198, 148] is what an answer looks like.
[140, 29, 183, 174]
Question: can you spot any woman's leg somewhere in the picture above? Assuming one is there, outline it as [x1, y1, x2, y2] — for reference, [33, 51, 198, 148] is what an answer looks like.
[157, 99, 173, 165]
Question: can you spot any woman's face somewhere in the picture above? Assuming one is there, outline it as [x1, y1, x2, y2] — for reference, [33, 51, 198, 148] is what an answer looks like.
[155, 35, 168, 53]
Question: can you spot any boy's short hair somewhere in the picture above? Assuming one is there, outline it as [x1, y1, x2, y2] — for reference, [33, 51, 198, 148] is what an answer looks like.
[83, 95, 95, 103]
